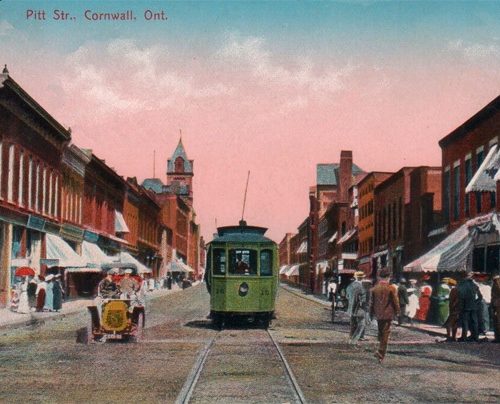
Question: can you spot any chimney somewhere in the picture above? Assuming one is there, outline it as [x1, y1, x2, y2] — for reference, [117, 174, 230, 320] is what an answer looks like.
[339, 150, 353, 203]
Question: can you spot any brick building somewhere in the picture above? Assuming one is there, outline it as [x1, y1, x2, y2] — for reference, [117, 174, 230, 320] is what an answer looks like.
[357, 172, 393, 276]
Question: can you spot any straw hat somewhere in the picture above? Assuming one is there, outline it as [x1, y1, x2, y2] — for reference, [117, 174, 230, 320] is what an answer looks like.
[354, 271, 365, 279]
[45, 274, 54, 281]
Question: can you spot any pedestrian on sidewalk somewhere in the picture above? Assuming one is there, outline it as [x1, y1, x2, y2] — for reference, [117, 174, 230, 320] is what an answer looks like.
[53, 274, 63, 312]
[27, 277, 37, 309]
[348, 271, 367, 345]
[397, 278, 409, 325]
[477, 277, 491, 337]
[436, 279, 451, 326]
[370, 267, 400, 363]
[416, 276, 432, 321]
[443, 278, 460, 342]
[44, 275, 55, 312]
[35, 276, 47, 312]
[458, 272, 481, 342]
[406, 279, 419, 324]
[492, 273, 500, 343]
[17, 277, 30, 314]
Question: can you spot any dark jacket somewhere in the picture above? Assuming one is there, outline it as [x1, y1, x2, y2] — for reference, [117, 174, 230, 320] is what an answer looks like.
[457, 279, 482, 311]
[370, 281, 400, 320]
[398, 284, 409, 306]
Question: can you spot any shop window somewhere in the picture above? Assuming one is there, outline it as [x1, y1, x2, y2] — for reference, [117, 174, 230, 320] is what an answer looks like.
[472, 247, 485, 273]
[229, 249, 257, 275]
[213, 248, 226, 275]
[260, 249, 273, 276]
[486, 245, 499, 275]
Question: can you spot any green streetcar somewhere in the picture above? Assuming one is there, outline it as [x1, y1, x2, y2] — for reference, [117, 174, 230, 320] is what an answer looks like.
[205, 220, 278, 329]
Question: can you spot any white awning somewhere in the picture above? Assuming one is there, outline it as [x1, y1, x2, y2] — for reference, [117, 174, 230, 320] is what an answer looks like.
[46, 233, 87, 268]
[64, 267, 102, 273]
[279, 265, 290, 275]
[372, 249, 388, 259]
[81, 241, 114, 268]
[337, 228, 357, 244]
[466, 144, 499, 193]
[315, 260, 329, 274]
[112, 252, 152, 274]
[328, 232, 338, 243]
[286, 264, 300, 277]
[404, 223, 472, 273]
[428, 226, 447, 237]
[167, 260, 194, 273]
[296, 241, 308, 254]
[341, 253, 358, 260]
[115, 210, 130, 233]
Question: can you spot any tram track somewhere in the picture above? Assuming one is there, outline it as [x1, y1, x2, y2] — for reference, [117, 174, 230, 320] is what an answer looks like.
[175, 326, 306, 404]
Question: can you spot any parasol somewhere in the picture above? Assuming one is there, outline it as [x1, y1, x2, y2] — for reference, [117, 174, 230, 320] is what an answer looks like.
[15, 267, 36, 277]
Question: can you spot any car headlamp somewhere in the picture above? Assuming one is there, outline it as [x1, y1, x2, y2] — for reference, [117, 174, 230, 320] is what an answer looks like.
[239, 282, 249, 297]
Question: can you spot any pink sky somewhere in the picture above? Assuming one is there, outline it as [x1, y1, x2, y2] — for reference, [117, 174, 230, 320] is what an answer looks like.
[2, 16, 500, 241]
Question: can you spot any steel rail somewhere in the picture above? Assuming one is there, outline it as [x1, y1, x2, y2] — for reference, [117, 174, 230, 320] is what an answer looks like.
[174, 336, 216, 404]
[267, 329, 307, 404]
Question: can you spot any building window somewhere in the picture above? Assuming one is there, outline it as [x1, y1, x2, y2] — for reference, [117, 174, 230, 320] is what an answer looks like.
[7, 144, 14, 202]
[35, 164, 40, 212]
[443, 167, 450, 223]
[490, 192, 496, 210]
[28, 157, 32, 209]
[476, 147, 485, 170]
[18, 151, 24, 206]
[42, 167, 47, 214]
[48, 172, 53, 216]
[392, 201, 397, 240]
[175, 156, 184, 173]
[398, 197, 402, 237]
[387, 205, 391, 241]
[453, 163, 460, 221]
[465, 157, 472, 216]
[54, 176, 59, 217]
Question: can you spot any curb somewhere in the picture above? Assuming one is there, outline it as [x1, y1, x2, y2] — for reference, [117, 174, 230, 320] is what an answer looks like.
[0, 284, 197, 332]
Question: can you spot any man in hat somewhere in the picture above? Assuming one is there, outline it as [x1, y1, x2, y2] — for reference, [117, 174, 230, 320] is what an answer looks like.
[457, 272, 482, 342]
[98, 269, 119, 299]
[397, 278, 409, 325]
[347, 271, 368, 345]
[491, 273, 500, 343]
[370, 267, 400, 362]
[119, 268, 139, 298]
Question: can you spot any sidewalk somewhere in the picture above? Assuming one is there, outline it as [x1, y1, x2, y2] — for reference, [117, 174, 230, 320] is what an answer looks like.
[280, 282, 449, 338]
[0, 281, 199, 331]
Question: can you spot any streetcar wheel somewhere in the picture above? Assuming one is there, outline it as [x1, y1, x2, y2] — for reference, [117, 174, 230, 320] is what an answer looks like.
[213, 314, 224, 330]
[261, 314, 271, 329]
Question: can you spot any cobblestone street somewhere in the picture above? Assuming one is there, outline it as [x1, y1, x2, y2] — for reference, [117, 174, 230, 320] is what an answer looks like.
[0, 284, 498, 403]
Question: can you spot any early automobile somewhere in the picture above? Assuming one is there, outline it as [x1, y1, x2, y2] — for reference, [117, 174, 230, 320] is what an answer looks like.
[85, 265, 145, 343]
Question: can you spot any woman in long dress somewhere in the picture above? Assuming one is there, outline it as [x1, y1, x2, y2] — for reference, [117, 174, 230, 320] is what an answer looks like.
[52, 275, 63, 312]
[28, 277, 38, 309]
[416, 282, 433, 321]
[406, 282, 420, 323]
[44, 275, 55, 312]
[17, 278, 30, 314]
[36, 276, 47, 312]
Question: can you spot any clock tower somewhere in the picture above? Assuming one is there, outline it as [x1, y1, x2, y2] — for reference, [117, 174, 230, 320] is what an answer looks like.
[166, 135, 193, 202]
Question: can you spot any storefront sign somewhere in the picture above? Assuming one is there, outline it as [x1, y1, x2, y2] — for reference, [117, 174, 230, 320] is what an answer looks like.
[27, 215, 46, 231]
[83, 230, 100, 243]
[60, 224, 85, 243]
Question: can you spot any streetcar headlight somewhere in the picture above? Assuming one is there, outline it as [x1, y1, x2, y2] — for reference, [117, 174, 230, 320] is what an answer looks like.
[239, 282, 249, 297]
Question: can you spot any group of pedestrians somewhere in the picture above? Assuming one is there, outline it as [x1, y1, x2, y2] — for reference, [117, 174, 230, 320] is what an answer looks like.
[12, 274, 64, 314]
[344, 268, 400, 363]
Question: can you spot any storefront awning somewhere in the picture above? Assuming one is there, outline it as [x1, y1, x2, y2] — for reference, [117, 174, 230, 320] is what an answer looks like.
[404, 223, 472, 273]
[167, 260, 194, 273]
[466, 144, 499, 193]
[115, 210, 130, 233]
[107, 252, 152, 274]
[64, 267, 102, 273]
[372, 249, 388, 259]
[279, 265, 290, 275]
[328, 232, 338, 243]
[337, 228, 357, 245]
[296, 241, 308, 254]
[46, 233, 87, 268]
[286, 264, 300, 277]
[81, 241, 115, 268]
[315, 260, 329, 274]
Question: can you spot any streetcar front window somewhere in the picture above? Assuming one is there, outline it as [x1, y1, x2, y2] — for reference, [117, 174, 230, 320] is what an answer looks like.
[213, 248, 226, 275]
[229, 249, 257, 275]
[260, 250, 273, 276]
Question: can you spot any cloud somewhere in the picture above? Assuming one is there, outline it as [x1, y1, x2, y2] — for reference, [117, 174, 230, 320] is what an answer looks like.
[218, 33, 355, 96]
[0, 20, 14, 36]
[448, 39, 500, 61]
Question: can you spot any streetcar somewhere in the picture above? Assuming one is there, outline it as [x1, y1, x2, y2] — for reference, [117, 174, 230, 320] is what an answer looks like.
[205, 220, 278, 329]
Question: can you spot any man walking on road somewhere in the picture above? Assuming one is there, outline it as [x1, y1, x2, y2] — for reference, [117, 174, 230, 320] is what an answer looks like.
[370, 267, 400, 363]
[457, 272, 482, 342]
[348, 271, 368, 345]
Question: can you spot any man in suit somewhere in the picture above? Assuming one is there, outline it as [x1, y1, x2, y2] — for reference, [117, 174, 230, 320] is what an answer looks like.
[348, 271, 368, 345]
[491, 273, 500, 343]
[397, 278, 409, 325]
[370, 267, 400, 363]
